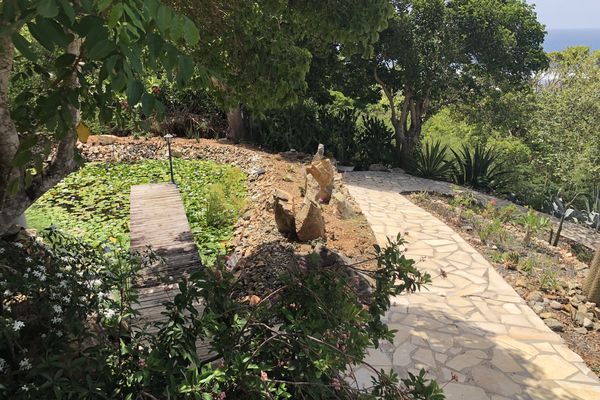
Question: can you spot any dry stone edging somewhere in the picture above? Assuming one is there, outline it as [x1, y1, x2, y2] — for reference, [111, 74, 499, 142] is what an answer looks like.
[343, 171, 600, 400]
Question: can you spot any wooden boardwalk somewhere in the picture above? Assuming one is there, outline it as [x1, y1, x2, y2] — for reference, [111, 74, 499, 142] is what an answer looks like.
[129, 183, 203, 330]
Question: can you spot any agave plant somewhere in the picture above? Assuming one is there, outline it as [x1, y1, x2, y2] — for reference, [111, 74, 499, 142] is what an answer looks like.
[451, 144, 511, 191]
[413, 140, 454, 180]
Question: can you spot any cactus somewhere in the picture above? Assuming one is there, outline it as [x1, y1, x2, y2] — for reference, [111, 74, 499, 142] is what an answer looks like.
[584, 245, 600, 304]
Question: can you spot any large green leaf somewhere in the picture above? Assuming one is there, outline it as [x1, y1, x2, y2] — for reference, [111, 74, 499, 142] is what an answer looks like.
[11, 33, 38, 62]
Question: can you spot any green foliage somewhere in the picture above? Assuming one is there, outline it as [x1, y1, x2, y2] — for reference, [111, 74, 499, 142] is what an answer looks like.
[1, 231, 442, 399]
[477, 218, 504, 245]
[370, 0, 547, 166]
[170, 0, 392, 112]
[255, 102, 395, 168]
[26, 160, 246, 264]
[413, 140, 453, 180]
[354, 115, 396, 168]
[517, 208, 550, 246]
[539, 269, 560, 292]
[3, 0, 200, 189]
[451, 144, 511, 191]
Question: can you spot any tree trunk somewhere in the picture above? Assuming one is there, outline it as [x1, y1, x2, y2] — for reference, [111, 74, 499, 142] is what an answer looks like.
[584, 245, 600, 304]
[0, 35, 81, 235]
[0, 32, 22, 230]
[551, 214, 566, 247]
[226, 106, 247, 143]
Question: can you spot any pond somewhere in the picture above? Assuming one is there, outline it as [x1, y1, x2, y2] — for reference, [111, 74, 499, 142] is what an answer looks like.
[26, 159, 247, 265]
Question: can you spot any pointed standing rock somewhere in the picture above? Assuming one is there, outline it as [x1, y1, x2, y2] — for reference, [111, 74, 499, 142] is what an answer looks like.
[296, 200, 326, 241]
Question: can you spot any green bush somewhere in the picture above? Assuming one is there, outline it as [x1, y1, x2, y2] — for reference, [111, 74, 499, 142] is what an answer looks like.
[412, 140, 453, 180]
[0, 232, 443, 399]
[451, 144, 511, 192]
[354, 116, 396, 169]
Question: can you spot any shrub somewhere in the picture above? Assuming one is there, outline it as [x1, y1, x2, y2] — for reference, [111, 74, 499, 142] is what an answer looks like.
[0, 232, 444, 399]
[412, 140, 453, 180]
[451, 144, 511, 191]
[354, 116, 396, 169]
[517, 208, 550, 246]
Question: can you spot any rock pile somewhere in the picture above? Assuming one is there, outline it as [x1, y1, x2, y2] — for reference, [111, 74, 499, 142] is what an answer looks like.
[273, 145, 347, 242]
[79, 137, 265, 175]
[527, 283, 600, 334]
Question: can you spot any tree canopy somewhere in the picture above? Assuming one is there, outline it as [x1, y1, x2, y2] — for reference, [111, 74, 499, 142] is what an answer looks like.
[0, 0, 200, 233]
[371, 0, 547, 168]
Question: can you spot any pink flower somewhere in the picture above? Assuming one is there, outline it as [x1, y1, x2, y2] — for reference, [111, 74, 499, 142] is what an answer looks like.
[362, 304, 369, 312]
[260, 371, 268, 381]
[217, 392, 226, 399]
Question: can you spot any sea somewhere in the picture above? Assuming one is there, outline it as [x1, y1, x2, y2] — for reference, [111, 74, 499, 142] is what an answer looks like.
[544, 29, 600, 52]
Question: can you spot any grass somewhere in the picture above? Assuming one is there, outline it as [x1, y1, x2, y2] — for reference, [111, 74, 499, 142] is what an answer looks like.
[26, 159, 247, 265]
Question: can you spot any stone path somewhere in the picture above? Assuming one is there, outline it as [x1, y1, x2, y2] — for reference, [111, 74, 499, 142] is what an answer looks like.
[343, 172, 600, 400]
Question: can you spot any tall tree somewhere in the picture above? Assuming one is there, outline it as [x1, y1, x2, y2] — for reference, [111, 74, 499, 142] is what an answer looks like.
[0, 0, 199, 234]
[372, 0, 547, 169]
[168, 0, 392, 141]
[527, 47, 600, 194]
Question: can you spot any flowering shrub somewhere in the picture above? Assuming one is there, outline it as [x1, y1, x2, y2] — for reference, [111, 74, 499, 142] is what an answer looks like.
[1, 230, 444, 399]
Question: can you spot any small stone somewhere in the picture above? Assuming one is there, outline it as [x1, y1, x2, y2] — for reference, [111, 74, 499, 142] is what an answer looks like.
[549, 300, 563, 310]
[368, 163, 388, 172]
[583, 318, 593, 329]
[539, 312, 555, 319]
[567, 281, 580, 291]
[544, 318, 564, 332]
[574, 327, 588, 335]
[531, 303, 544, 314]
[273, 189, 291, 202]
[526, 291, 544, 303]
[594, 322, 600, 331]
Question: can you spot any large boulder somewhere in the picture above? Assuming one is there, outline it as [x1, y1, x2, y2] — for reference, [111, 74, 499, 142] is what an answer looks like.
[274, 191, 296, 236]
[296, 200, 326, 241]
[305, 158, 334, 203]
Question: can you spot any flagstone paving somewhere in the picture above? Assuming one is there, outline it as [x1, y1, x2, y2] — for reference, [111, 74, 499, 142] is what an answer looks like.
[344, 171, 600, 400]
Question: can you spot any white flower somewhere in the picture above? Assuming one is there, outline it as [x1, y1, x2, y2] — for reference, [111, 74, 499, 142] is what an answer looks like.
[25, 257, 32, 263]
[56, 272, 63, 278]
[21, 385, 29, 392]
[19, 358, 31, 371]
[39, 274, 46, 282]
[103, 308, 117, 319]
[0, 248, 5, 254]
[36, 265, 46, 273]
[23, 273, 29, 279]
[52, 305, 63, 314]
[3, 305, 11, 313]
[13, 242, 23, 248]
[13, 320, 25, 332]
[55, 330, 63, 337]
[59, 280, 68, 288]
[4, 289, 12, 296]
[62, 295, 71, 303]
[0, 358, 6, 373]
[26, 267, 31, 273]
[51, 316, 62, 324]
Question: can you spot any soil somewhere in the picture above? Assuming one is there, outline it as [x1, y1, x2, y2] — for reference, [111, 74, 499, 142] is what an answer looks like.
[409, 192, 600, 377]
[80, 136, 378, 296]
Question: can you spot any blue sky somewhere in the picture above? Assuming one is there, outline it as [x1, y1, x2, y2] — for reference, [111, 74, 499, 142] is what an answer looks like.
[526, 0, 600, 29]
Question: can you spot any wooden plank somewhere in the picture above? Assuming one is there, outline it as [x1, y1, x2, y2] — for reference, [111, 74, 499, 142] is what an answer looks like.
[130, 183, 214, 359]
